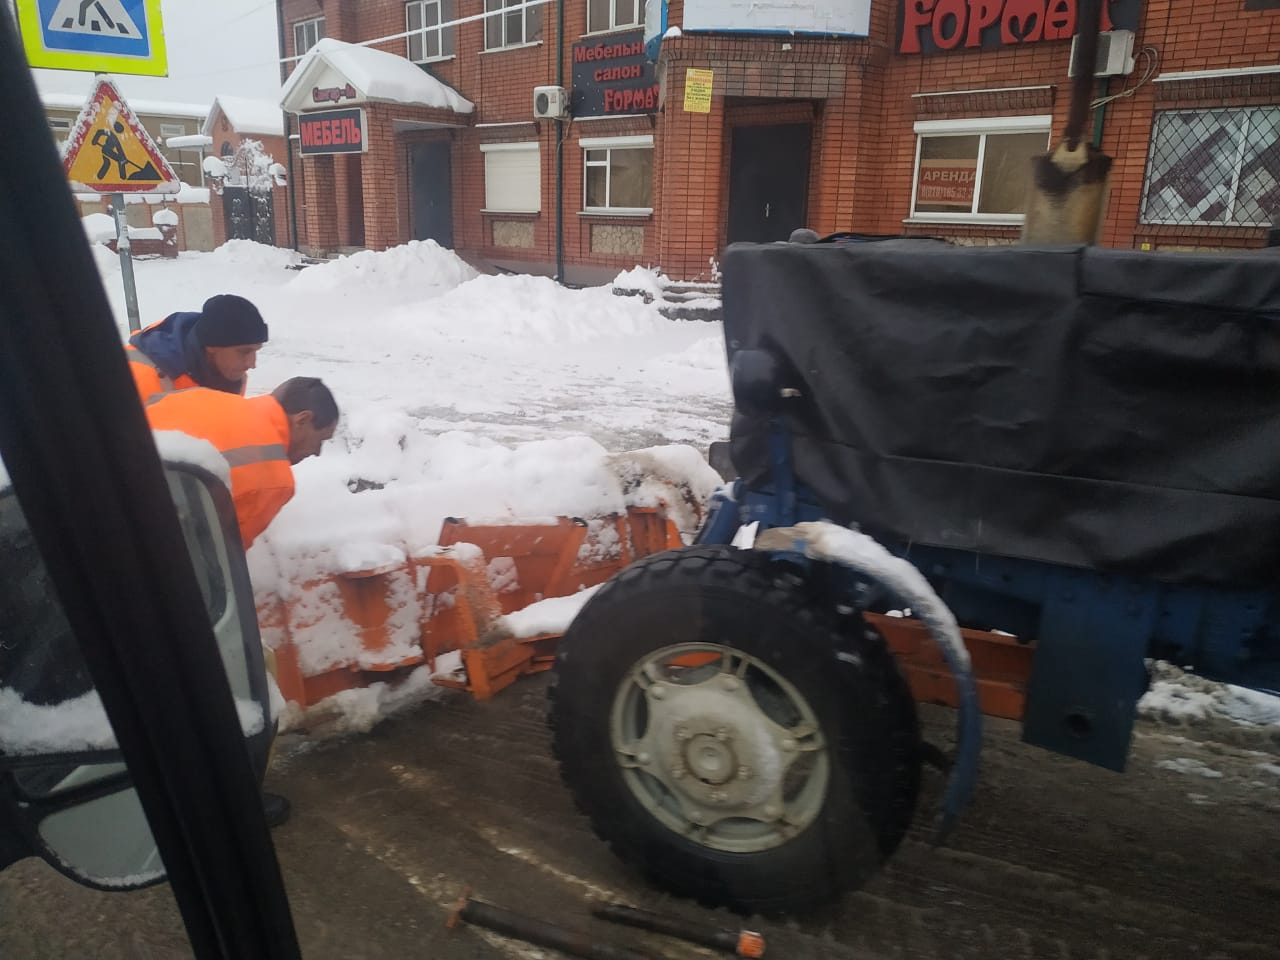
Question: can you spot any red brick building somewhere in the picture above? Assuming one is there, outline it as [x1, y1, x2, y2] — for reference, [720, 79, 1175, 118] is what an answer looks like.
[278, 0, 1280, 283]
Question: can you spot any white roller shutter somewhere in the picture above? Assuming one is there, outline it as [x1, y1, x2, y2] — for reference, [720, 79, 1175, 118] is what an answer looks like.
[481, 142, 541, 213]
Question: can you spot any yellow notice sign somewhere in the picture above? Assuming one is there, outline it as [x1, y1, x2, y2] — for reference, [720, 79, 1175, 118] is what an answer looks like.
[683, 68, 714, 113]
[63, 78, 180, 194]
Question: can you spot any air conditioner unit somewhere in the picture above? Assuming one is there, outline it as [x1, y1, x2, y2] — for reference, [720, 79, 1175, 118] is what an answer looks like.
[1068, 29, 1136, 78]
[533, 86, 568, 120]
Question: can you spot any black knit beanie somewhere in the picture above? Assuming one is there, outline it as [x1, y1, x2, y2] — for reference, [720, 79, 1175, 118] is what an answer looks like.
[196, 295, 269, 347]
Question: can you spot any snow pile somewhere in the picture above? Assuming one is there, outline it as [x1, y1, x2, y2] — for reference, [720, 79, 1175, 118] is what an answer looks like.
[1139, 662, 1280, 728]
[289, 240, 477, 297]
[430, 274, 668, 344]
[613, 265, 667, 299]
[82, 213, 116, 244]
[275, 663, 453, 738]
[203, 238, 301, 271]
[1155, 757, 1225, 779]
[502, 585, 602, 639]
[152, 207, 179, 227]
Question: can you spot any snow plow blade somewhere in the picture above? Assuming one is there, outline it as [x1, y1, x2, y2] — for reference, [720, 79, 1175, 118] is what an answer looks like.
[258, 508, 684, 712]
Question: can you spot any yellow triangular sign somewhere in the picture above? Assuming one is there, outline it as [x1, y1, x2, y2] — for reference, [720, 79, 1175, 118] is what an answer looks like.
[63, 78, 181, 194]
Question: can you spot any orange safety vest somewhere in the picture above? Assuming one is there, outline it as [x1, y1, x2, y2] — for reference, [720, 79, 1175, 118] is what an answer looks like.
[126, 343, 200, 404]
[145, 390, 295, 550]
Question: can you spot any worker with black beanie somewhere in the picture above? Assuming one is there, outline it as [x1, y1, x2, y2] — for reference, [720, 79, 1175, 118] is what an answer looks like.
[125, 293, 270, 403]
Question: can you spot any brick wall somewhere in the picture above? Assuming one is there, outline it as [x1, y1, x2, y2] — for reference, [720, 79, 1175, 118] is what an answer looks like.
[281, 0, 1280, 279]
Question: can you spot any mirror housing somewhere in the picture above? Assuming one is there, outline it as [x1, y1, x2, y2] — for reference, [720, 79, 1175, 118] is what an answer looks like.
[0, 460, 271, 890]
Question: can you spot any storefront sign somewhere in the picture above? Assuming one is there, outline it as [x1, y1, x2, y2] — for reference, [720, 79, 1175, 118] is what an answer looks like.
[898, 0, 1141, 54]
[916, 159, 978, 208]
[571, 30, 659, 117]
[312, 83, 357, 105]
[298, 108, 367, 156]
[683, 69, 714, 113]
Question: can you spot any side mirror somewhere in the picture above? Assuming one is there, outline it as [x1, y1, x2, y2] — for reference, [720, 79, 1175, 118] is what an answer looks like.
[0, 462, 271, 890]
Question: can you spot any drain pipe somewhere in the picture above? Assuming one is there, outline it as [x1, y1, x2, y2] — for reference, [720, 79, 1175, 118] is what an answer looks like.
[277, 0, 300, 251]
[1091, 76, 1110, 149]
[555, 0, 565, 283]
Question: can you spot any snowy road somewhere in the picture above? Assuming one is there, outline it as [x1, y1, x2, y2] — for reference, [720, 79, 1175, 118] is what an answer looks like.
[3, 678, 1278, 959]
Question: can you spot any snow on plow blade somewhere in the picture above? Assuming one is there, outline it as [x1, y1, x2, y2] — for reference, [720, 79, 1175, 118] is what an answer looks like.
[257, 507, 684, 709]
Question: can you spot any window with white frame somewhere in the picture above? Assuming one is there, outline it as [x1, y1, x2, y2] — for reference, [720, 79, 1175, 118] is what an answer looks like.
[1141, 106, 1280, 227]
[484, 0, 542, 50]
[407, 0, 456, 62]
[481, 142, 542, 213]
[582, 135, 653, 213]
[588, 0, 641, 33]
[293, 16, 325, 56]
[910, 116, 1050, 221]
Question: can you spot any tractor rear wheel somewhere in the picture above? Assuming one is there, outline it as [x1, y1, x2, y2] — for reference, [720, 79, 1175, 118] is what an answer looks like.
[548, 545, 921, 916]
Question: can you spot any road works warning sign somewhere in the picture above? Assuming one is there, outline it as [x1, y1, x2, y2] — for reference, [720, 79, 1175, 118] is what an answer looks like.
[62, 79, 180, 194]
[15, 0, 169, 76]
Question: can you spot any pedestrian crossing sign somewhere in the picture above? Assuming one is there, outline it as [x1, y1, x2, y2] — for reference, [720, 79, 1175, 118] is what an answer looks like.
[62, 78, 180, 194]
[15, 0, 168, 77]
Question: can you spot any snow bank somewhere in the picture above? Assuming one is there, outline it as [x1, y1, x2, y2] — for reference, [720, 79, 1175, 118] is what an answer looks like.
[613, 266, 667, 299]
[82, 213, 116, 244]
[1140, 662, 1280, 728]
[205, 239, 301, 270]
[433, 274, 669, 344]
[289, 240, 476, 296]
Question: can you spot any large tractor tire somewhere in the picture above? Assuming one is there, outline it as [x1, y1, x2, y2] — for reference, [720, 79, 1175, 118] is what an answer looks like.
[548, 545, 921, 916]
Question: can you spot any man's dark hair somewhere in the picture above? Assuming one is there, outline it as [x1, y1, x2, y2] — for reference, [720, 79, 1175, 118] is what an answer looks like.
[274, 377, 339, 428]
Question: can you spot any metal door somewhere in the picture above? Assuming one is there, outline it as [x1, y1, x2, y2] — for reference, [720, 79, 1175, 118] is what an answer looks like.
[727, 124, 813, 244]
[410, 142, 454, 248]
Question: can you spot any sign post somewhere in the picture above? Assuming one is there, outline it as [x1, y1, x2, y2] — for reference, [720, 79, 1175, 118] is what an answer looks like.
[109, 193, 142, 332]
[62, 77, 180, 334]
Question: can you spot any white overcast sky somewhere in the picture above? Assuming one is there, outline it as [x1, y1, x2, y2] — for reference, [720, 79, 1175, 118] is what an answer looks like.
[23, 0, 283, 107]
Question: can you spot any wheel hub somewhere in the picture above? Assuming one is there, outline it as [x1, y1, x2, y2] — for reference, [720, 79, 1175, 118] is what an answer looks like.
[685, 734, 735, 784]
[610, 644, 831, 854]
[644, 679, 785, 813]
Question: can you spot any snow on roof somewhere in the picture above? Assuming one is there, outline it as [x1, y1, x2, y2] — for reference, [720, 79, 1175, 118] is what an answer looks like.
[281, 38, 474, 114]
[41, 90, 208, 120]
[204, 95, 286, 138]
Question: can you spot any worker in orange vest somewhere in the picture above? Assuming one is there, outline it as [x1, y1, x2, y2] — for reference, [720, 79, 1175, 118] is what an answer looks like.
[145, 376, 338, 827]
[145, 377, 337, 550]
[127, 294, 268, 404]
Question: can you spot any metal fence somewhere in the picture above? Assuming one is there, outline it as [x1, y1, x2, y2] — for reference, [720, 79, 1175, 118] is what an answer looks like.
[1140, 105, 1280, 228]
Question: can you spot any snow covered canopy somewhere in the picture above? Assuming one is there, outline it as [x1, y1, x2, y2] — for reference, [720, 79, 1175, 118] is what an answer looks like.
[203, 96, 286, 138]
[280, 39, 474, 115]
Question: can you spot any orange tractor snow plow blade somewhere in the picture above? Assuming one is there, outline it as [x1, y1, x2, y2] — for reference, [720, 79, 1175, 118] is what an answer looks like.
[259, 507, 684, 710]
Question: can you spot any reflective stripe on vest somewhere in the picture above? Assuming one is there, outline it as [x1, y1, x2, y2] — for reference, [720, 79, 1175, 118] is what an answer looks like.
[129, 348, 176, 392]
[221, 443, 288, 468]
[144, 386, 199, 407]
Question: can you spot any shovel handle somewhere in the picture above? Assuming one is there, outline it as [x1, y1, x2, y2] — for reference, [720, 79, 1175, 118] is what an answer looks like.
[1065, 0, 1104, 148]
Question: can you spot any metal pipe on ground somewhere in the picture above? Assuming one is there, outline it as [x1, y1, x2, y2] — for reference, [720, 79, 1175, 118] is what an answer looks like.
[448, 896, 653, 960]
[592, 904, 766, 958]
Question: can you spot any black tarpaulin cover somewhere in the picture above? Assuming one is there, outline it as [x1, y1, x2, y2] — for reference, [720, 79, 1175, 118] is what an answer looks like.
[722, 241, 1280, 587]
